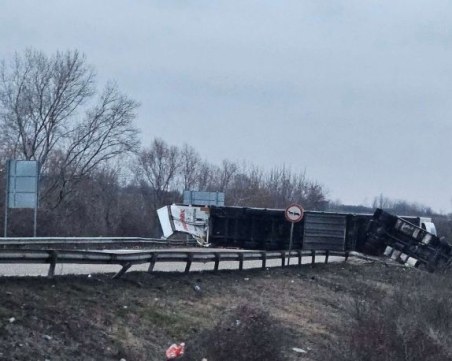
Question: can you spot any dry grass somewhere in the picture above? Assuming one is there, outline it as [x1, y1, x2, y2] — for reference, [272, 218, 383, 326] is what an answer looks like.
[321, 269, 452, 361]
[0, 261, 450, 360]
[182, 304, 286, 361]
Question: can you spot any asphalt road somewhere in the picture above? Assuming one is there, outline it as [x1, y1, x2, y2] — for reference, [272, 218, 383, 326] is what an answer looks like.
[0, 248, 345, 277]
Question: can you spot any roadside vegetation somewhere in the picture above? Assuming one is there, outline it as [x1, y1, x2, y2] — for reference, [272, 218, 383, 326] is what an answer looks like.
[322, 268, 452, 361]
[0, 261, 451, 360]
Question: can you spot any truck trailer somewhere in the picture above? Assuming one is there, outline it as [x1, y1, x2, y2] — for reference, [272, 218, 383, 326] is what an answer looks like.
[157, 204, 449, 271]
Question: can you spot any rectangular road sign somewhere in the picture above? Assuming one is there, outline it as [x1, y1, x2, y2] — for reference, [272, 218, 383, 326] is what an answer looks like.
[7, 160, 39, 208]
[183, 190, 225, 206]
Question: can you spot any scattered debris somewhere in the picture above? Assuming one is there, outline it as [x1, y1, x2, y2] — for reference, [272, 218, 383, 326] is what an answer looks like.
[244, 278, 250, 281]
[8, 317, 15, 323]
[193, 284, 201, 292]
[166, 342, 185, 360]
[43, 335, 52, 341]
[123, 305, 128, 309]
[292, 347, 307, 354]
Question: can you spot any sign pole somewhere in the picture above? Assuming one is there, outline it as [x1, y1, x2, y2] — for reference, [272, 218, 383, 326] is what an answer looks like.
[288, 222, 294, 265]
[3, 202, 7, 238]
[33, 162, 39, 237]
[3, 160, 9, 238]
[285, 203, 305, 266]
[33, 205, 37, 238]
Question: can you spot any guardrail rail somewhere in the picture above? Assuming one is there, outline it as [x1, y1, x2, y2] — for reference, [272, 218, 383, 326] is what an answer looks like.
[0, 247, 349, 279]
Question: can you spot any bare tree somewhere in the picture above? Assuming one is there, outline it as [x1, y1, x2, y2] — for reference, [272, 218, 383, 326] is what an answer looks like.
[197, 161, 217, 191]
[372, 194, 393, 209]
[297, 181, 328, 210]
[179, 143, 202, 190]
[0, 49, 139, 206]
[213, 159, 238, 191]
[265, 165, 297, 208]
[263, 165, 327, 210]
[136, 138, 182, 236]
[0, 49, 94, 163]
[227, 164, 270, 207]
[42, 84, 139, 206]
[136, 138, 181, 210]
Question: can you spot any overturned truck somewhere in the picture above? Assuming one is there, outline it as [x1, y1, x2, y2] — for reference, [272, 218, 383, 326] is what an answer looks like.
[157, 205, 451, 271]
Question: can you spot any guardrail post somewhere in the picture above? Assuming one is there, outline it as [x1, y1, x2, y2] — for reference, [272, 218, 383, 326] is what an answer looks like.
[47, 251, 57, 278]
[214, 253, 220, 272]
[311, 250, 316, 266]
[113, 262, 132, 279]
[297, 250, 302, 265]
[261, 252, 267, 269]
[148, 253, 156, 273]
[345, 251, 349, 262]
[281, 251, 286, 267]
[325, 250, 329, 264]
[185, 253, 193, 273]
[238, 253, 244, 271]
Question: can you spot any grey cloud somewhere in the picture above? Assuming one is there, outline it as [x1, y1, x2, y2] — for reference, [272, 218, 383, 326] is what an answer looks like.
[0, 0, 451, 211]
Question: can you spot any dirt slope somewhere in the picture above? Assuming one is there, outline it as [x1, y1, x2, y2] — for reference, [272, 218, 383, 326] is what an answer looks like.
[0, 261, 433, 360]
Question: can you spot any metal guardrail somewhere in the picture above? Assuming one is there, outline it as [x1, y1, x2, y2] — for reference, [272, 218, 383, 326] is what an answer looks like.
[0, 237, 195, 246]
[0, 248, 349, 279]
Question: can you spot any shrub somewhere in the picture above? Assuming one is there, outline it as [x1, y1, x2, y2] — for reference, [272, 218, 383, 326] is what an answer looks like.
[323, 272, 452, 361]
[183, 304, 286, 361]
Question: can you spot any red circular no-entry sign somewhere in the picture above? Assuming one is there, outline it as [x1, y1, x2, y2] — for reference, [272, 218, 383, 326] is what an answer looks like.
[285, 204, 304, 223]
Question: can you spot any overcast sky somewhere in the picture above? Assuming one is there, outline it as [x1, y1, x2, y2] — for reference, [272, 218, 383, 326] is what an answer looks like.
[1, 1, 451, 212]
